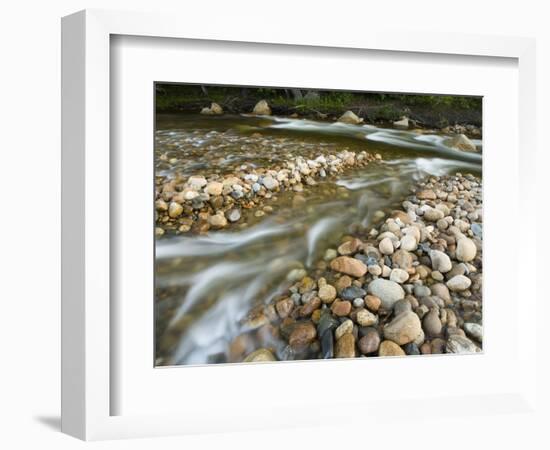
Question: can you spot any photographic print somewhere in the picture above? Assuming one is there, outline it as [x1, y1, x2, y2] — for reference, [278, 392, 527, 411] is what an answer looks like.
[154, 85, 482, 366]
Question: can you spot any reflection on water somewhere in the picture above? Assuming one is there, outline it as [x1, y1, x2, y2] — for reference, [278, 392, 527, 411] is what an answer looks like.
[155, 114, 482, 366]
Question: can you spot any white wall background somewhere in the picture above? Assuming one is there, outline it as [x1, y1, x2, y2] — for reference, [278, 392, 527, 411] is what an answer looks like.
[0, 1, 547, 448]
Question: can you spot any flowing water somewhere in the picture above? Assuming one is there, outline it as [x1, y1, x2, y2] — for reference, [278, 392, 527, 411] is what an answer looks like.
[155, 114, 482, 366]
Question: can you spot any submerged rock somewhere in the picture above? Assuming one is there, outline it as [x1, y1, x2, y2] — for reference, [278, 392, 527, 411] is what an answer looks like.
[445, 133, 477, 152]
[330, 256, 367, 278]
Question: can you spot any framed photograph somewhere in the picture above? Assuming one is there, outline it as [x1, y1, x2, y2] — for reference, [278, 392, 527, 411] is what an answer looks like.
[61, 9, 537, 440]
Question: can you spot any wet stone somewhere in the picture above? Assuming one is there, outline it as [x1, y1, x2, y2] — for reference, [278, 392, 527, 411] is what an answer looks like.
[340, 286, 367, 301]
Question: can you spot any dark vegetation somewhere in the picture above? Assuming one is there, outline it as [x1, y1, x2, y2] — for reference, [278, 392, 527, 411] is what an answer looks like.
[155, 84, 482, 128]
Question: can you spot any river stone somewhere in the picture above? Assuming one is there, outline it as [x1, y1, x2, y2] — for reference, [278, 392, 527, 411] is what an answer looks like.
[393, 299, 412, 316]
[252, 99, 272, 115]
[318, 284, 337, 303]
[431, 338, 447, 354]
[335, 319, 353, 340]
[417, 189, 436, 200]
[400, 234, 417, 252]
[289, 322, 317, 348]
[208, 213, 227, 229]
[324, 248, 338, 261]
[200, 102, 224, 115]
[337, 238, 362, 256]
[456, 237, 477, 262]
[471, 223, 483, 238]
[317, 310, 339, 337]
[423, 207, 445, 222]
[390, 268, 409, 284]
[337, 110, 363, 125]
[464, 322, 483, 342]
[379, 237, 394, 255]
[209, 102, 223, 115]
[243, 348, 276, 362]
[367, 279, 405, 309]
[187, 175, 207, 189]
[365, 295, 381, 312]
[341, 286, 366, 301]
[275, 298, 294, 319]
[393, 117, 409, 129]
[353, 298, 365, 308]
[379, 340, 406, 357]
[205, 182, 223, 196]
[446, 275, 472, 291]
[262, 176, 279, 190]
[404, 342, 421, 355]
[331, 300, 352, 317]
[413, 285, 431, 297]
[368, 265, 382, 276]
[335, 333, 356, 358]
[320, 329, 334, 359]
[392, 249, 413, 271]
[383, 311, 423, 345]
[168, 202, 183, 218]
[431, 283, 451, 302]
[446, 335, 481, 353]
[445, 133, 477, 152]
[430, 250, 452, 273]
[330, 256, 367, 277]
[356, 308, 378, 327]
[226, 208, 241, 223]
[335, 275, 352, 292]
[358, 329, 380, 354]
[423, 308, 442, 337]
[287, 268, 307, 282]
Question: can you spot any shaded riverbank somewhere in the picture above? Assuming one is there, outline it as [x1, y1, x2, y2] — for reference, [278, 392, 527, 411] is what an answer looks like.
[156, 85, 483, 132]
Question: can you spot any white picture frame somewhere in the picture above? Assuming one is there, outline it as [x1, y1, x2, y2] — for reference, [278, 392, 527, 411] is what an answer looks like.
[61, 9, 538, 441]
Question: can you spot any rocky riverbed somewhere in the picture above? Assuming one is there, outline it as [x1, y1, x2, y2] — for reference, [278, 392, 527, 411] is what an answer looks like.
[237, 173, 483, 362]
[154, 110, 482, 366]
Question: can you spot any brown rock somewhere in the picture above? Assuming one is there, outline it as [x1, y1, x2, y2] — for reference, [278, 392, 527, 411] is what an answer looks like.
[365, 295, 381, 312]
[334, 275, 353, 292]
[423, 308, 442, 337]
[331, 300, 352, 317]
[383, 311, 423, 345]
[431, 338, 447, 354]
[358, 329, 380, 354]
[392, 249, 414, 271]
[299, 297, 321, 317]
[318, 284, 337, 303]
[275, 298, 294, 319]
[337, 238, 362, 256]
[379, 340, 406, 357]
[330, 256, 367, 278]
[298, 276, 316, 293]
[243, 348, 276, 362]
[417, 189, 437, 200]
[335, 333, 356, 358]
[289, 322, 317, 348]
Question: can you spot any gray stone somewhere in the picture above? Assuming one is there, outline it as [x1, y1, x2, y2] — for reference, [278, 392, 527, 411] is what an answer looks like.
[446, 335, 481, 353]
[464, 322, 483, 342]
[341, 286, 366, 301]
[430, 250, 452, 273]
[383, 311, 423, 345]
[367, 279, 405, 309]
[446, 275, 472, 291]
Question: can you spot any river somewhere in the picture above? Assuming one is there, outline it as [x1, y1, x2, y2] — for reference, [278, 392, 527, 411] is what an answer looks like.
[154, 114, 482, 366]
